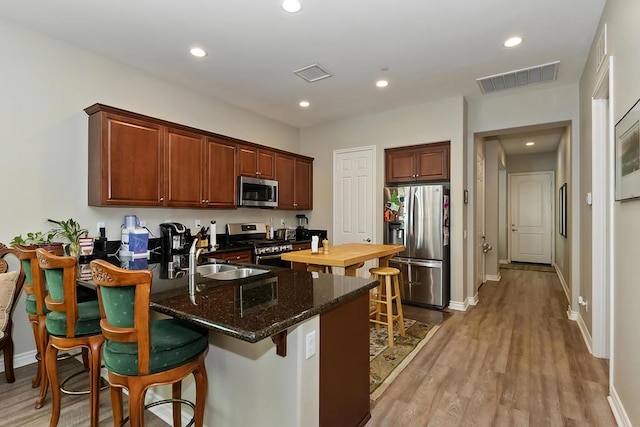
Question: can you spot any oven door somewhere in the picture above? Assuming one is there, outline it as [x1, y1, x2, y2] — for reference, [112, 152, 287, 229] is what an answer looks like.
[255, 253, 291, 269]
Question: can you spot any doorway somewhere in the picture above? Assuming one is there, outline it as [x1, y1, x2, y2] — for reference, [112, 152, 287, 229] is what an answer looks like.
[508, 172, 553, 264]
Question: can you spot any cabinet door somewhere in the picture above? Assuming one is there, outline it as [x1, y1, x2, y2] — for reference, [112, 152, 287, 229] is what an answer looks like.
[204, 138, 237, 207]
[239, 145, 275, 179]
[164, 128, 205, 207]
[276, 154, 295, 209]
[257, 149, 275, 179]
[294, 157, 313, 210]
[385, 150, 417, 183]
[90, 112, 164, 206]
[416, 144, 449, 180]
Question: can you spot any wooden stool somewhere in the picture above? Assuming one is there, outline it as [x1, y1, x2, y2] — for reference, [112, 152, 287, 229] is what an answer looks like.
[368, 267, 405, 347]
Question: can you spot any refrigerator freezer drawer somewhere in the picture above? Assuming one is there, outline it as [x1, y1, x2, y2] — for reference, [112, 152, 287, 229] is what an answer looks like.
[390, 258, 444, 309]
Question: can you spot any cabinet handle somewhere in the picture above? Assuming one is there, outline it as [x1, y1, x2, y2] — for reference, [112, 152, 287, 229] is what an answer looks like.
[293, 203, 297, 207]
[256, 171, 261, 175]
[159, 197, 164, 202]
[236, 256, 241, 260]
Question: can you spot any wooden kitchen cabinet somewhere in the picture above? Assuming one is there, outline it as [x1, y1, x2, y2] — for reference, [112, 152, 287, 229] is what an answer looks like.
[211, 249, 253, 263]
[276, 154, 313, 210]
[203, 137, 237, 208]
[164, 127, 205, 208]
[291, 242, 311, 251]
[238, 144, 275, 179]
[385, 141, 450, 183]
[87, 108, 164, 206]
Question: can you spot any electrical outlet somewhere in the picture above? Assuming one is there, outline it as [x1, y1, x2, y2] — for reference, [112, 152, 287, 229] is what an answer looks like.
[305, 331, 316, 359]
[280, 219, 285, 226]
[139, 220, 146, 227]
[97, 222, 105, 235]
[195, 219, 201, 227]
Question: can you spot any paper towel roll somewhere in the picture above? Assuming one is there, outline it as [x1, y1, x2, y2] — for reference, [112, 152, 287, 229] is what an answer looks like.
[210, 221, 217, 250]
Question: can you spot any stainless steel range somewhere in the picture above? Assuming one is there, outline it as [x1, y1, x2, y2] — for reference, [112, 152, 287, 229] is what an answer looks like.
[226, 223, 293, 268]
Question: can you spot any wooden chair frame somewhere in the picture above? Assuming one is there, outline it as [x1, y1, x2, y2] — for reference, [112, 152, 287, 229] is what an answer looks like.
[13, 244, 50, 406]
[0, 243, 26, 383]
[36, 248, 105, 427]
[90, 259, 208, 427]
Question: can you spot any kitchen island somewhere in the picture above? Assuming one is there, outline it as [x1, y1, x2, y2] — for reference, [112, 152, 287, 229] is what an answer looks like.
[282, 243, 405, 276]
[79, 259, 378, 427]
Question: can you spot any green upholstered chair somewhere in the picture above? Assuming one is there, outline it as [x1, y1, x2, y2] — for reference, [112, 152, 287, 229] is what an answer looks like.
[90, 259, 209, 427]
[36, 248, 104, 427]
[0, 243, 26, 383]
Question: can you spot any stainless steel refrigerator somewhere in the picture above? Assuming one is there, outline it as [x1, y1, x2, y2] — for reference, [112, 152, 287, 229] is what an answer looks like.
[383, 185, 450, 309]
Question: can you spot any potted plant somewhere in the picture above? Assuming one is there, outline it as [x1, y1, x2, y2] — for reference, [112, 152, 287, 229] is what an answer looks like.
[10, 230, 64, 255]
[47, 218, 89, 258]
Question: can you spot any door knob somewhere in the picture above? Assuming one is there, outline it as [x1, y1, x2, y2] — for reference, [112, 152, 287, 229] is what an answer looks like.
[363, 238, 371, 242]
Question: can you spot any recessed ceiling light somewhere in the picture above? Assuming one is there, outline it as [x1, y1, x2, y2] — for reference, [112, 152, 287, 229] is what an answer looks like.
[282, 0, 301, 13]
[189, 47, 207, 57]
[376, 80, 389, 88]
[526, 141, 535, 146]
[504, 37, 523, 48]
[299, 100, 310, 108]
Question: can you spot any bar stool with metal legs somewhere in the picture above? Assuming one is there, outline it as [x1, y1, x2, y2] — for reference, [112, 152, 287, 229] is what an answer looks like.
[36, 248, 105, 427]
[368, 267, 405, 347]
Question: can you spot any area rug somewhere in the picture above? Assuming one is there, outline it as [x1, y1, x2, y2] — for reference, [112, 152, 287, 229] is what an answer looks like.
[500, 262, 555, 272]
[369, 318, 440, 400]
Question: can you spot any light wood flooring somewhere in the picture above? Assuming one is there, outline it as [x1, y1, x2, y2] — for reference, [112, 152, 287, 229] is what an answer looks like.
[368, 268, 616, 426]
[0, 357, 166, 426]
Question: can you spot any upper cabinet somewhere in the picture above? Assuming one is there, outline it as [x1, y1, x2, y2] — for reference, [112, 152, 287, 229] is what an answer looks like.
[276, 154, 313, 210]
[385, 141, 450, 183]
[85, 104, 312, 209]
[87, 110, 165, 206]
[204, 137, 237, 208]
[238, 145, 275, 180]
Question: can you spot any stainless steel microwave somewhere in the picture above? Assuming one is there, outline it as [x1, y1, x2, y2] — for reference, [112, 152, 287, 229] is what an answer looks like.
[238, 176, 278, 208]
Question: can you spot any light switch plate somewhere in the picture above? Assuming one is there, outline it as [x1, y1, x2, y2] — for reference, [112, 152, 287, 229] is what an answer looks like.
[305, 331, 316, 359]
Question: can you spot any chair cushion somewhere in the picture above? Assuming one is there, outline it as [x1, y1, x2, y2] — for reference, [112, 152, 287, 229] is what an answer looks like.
[103, 319, 208, 376]
[25, 293, 38, 315]
[0, 271, 19, 337]
[45, 300, 102, 337]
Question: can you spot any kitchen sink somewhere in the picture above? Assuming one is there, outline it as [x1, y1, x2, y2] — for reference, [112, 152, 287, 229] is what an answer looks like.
[196, 263, 238, 275]
[205, 267, 270, 281]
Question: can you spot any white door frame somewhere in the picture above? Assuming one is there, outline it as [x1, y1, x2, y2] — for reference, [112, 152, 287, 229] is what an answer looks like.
[507, 171, 555, 264]
[476, 152, 486, 289]
[591, 56, 613, 359]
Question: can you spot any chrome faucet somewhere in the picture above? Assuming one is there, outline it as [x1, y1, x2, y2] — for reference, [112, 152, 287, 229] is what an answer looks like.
[189, 239, 204, 296]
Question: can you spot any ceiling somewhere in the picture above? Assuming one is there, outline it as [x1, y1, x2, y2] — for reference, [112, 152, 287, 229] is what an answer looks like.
[0, 0, 606, 129]
[495, 127, 566, 156]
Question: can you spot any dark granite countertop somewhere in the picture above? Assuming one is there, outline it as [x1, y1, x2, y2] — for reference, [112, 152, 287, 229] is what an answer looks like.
[78, 259, 378, 343]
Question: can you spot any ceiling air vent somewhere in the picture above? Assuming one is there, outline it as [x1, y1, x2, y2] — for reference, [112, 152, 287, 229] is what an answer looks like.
[294, 63, 333, 83]
[477, 61, 560, 94]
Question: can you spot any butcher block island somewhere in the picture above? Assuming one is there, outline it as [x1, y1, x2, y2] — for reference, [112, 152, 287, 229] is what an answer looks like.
[79, 260, 378, 427]
[282, 243, 406, 276]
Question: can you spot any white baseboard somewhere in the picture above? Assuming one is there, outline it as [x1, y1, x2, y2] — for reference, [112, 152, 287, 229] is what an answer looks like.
[485, 273, 501, 282]
[0, 349, 37, 373]
[608, 385, 632, 426]
[499, 259, 509, 265]
[145, 388, 192, 426]
[468, 293, 479, 306]
[567, 305, 579, 321]
[448, 300, 468, 311]
[576, 312, 593, 355]
[553, 263, 571, 305]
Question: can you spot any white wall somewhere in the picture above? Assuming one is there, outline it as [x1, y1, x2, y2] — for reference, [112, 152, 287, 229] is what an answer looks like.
[0, 19, 302, 358]
[579, 0, 640, 423]
[484, 140, 500, 278]
[300, 97, 469, 306]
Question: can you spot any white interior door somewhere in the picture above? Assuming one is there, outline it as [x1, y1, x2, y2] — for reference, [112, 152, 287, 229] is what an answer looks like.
[509, 172, 553, 263]
[476, 153, 486, 288]
[333, 146, 376, 277]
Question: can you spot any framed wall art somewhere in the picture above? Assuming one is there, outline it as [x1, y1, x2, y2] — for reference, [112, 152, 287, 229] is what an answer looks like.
[615, 98, 640, 201]
[559, 183, 567, 238]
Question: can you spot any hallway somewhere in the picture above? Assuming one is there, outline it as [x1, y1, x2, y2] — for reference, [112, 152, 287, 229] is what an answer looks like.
[368, 268, 616, 426]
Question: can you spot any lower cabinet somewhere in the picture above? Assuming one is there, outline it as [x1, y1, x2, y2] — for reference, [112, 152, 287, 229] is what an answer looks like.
[209, 249, 253, 264]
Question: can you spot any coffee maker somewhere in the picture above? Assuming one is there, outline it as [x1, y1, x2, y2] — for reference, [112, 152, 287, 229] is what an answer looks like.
[159, 222, 189, 255]
[296, 214, 309, 229]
